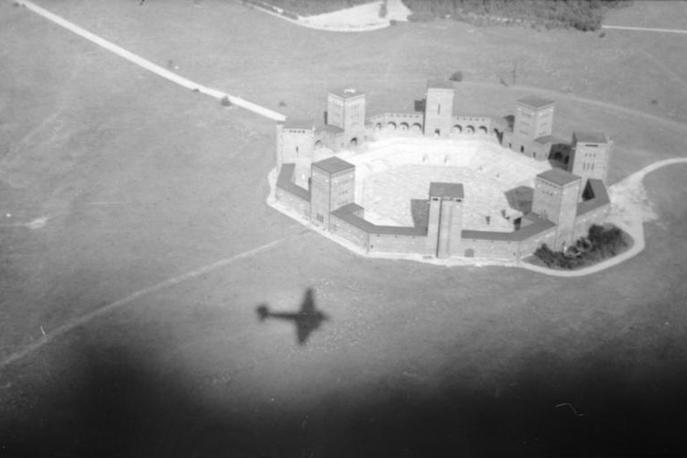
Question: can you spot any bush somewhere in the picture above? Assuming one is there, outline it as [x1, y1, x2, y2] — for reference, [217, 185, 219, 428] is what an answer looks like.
[449, 71, 463, 82]
[533, 224, 630, 270]
[400, 0, 629, 31]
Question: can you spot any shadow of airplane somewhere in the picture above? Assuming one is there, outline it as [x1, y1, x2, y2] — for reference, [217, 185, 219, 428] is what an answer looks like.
[256, 288, 329, 345]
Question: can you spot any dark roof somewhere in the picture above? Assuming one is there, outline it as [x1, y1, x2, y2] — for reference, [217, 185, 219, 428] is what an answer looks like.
[429, 182, 464, 199]
[517, 95, 555, 110]
[537, 168, 581, 187]
[427, 79, 454, 90]
[283, 118, 314, 130]
[316, 124, 345, 135]
[329, 88, 364, 99]
[336, 202, 364, 214]
[461, 213, 555, 242]
[276, 163, 311, 201]
[332, 204, 426, 236]
[573, 131, 608, 144]
[577, 179, 610, 216]
[312, 156, 355, 175]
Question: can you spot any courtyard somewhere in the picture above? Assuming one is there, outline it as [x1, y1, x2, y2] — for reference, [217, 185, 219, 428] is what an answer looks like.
[340, 137, 550, 230]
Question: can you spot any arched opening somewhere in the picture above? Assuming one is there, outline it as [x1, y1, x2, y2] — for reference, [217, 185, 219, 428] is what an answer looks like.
[520, 145, 525, 153]
[451, 125, 462, 134]
[464, 248, 475, 257]
[434, 128, 441, 136]
[375, 123, 382, 131]
[350, 137, 358, 147]
[466, 125, 475, 134]
[411, 123, 422, 132]
[387, 121, 397, 130]
[400, 122, 409, 131]
[478, 126, 488, 134]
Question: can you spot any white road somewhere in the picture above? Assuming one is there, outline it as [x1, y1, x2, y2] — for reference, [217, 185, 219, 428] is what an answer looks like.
[13, 0, 286, 122]
[602, 24, 687, 35]
[0, 234, 299, 370]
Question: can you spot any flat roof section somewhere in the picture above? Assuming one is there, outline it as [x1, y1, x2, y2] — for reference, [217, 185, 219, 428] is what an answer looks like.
[332, 204, 427, 237]
[429, 182, 464, 199]
[329, 88, 364, 99]
[573, 131, 608, 144]
[537, 168, 581, 187]
[282, 118, 314, 130]
[312, 156, 355, 175]
[316, 124, 345, 135]
[427, 79, 454, 90]
[462, 213, 556, 242]
[517, 94, 555, 110]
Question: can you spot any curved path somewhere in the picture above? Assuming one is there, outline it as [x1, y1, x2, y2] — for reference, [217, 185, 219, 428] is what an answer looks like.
[12, 0, 286, 122]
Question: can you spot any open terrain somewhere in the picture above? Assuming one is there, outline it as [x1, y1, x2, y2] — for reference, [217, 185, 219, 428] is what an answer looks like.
[1, 0, 686, 456]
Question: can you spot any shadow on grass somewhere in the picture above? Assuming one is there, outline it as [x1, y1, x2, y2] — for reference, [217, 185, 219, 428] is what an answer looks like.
[2, 321, 687, 457]
[256, 288, 329, 345]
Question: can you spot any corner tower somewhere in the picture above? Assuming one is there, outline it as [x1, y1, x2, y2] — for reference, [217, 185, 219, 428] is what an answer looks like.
[532, 169, 582, 249]
[424, 81, 455, 137]
[310, 157, 355, 229]
[326, 88, 366, 145]
[569, 131, 612, 196]
[276, 119, 315, 167]
[514, 95, 555, 142]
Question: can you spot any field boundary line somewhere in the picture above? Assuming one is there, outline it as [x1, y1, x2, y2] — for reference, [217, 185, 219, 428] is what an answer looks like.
[13, 0, 286, 122]
[0, 235, 297, 371]
[602, 25, 687, 35]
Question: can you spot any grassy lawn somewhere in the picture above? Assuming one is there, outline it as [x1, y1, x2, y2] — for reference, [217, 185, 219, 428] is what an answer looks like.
[1, 0, 687, 456]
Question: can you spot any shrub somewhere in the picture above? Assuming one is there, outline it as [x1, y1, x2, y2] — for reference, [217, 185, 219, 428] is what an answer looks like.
[533, 224, 630, 270]
[221, 96, 232, 106]
[449, 71, 463, 82]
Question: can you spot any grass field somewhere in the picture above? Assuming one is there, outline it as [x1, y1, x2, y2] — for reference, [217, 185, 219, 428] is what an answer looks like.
[1, 0, 687, 456]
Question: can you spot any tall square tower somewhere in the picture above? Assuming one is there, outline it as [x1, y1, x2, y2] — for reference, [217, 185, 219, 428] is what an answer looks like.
[514, 95, 555, 142]
[532, 168, 582, 249]
[424, 81, 455, 138]
[569, 131, 612, 195]
[326, 89, 366, 141]
[310, 157, 355, 229]
[426, 182, 463, 258]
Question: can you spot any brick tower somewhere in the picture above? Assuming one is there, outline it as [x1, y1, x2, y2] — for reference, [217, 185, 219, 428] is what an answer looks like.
[532, 168, 582, 249]
[326, 88, 366, 145]
[513, 95, 555, 141]
[310, 157, 355, 229]
[424, 81, 455, 138]
[569, 131, 612, 197]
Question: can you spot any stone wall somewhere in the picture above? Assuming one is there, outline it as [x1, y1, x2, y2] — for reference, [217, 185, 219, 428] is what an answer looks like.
[369, 232, 428, 255]
[276, 187, 310, 219]
[330, 213, 370, 249]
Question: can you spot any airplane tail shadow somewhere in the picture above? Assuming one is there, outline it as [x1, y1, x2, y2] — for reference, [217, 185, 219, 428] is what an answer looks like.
[256, 304, 269, 321]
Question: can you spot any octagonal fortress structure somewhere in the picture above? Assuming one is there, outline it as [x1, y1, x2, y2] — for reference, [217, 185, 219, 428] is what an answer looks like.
[273, 81, 613, 261]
